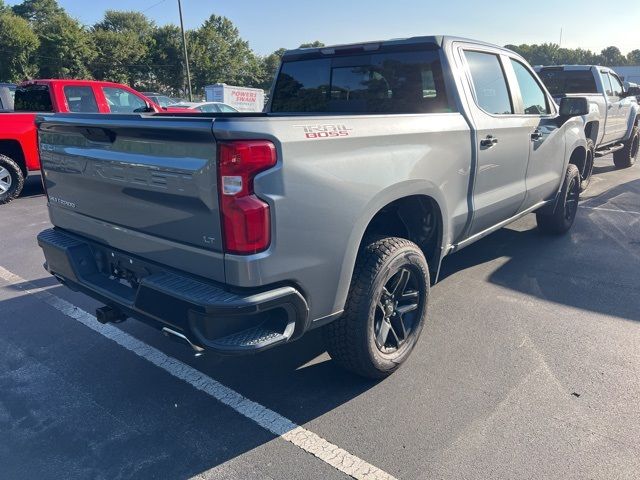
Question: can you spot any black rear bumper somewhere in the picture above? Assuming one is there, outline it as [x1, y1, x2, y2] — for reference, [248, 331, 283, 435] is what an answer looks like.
[37, 228, 309, 355]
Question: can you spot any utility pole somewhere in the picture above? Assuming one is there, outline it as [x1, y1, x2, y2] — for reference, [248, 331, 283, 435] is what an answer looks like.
[559, 27, 563, 48]
[178, 0, 193, 101]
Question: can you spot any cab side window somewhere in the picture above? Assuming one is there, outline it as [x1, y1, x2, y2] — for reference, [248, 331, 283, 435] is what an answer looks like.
[609, 74, 623, 97]
[601, 73, 614, 97]
[103, 87, 148, 113]
[464, 50, 513, 115]
[64, 86, 99, 113]
[510, 59, 550, 115]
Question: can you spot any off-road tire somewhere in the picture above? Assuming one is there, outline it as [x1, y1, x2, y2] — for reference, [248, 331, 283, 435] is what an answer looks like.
[536, 164, 580, 235]
[580, 138, 595, 191]
[0, 154, 25, 205]
[613, 125, 639, 169]
[324, 237, 430, 379]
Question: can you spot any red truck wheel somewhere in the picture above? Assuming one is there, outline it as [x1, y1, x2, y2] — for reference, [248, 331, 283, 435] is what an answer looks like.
[0, 154, 25, 205]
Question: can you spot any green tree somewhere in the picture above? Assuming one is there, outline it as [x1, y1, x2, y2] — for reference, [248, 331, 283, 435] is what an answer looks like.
[94, 10, 154, 34]
[299, 41, 325, 48]
[506, 43, 605, 66]
[91, 11, 155, 86]
[626, 49, 640, 65]
[12, 0, 63, 23]
[189, 15, 263, 94]
[37, 14, 95, 78]
[13, 0, 94, 79]
[148, 24, 185, 94]
[600, 46, 627, 66]
[0, 10, 39, 81]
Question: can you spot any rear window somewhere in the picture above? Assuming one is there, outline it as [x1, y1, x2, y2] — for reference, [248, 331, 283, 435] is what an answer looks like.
[14, 85, 54, 112]
[64, 86, 99, 113]
[537, 69, 598, 95]
[271, 49, 452, 114]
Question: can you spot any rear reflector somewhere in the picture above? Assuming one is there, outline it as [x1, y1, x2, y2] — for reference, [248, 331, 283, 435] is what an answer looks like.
[218, 141, 277, 254]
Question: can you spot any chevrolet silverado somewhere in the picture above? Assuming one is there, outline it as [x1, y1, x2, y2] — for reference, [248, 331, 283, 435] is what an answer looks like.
[37, 36, 588, 378]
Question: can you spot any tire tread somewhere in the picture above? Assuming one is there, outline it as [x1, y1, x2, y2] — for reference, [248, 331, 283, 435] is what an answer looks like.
[324, 237, 427, 379]
[0, 154, 25, 205]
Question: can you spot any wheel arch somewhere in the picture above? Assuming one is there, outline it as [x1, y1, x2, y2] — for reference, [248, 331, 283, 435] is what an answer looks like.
[623, 105, 640, 140]
[330, 182, 451, 317]
[362, 194, 445, 279]
[0, 140, 27, 177]
[569, 144, 588, 176]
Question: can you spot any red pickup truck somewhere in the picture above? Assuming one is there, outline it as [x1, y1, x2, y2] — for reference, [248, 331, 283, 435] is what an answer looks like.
[0, 79, 176, 204]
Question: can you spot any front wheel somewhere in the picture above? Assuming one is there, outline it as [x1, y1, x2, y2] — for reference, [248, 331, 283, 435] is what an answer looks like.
[324, 237, 430, 379]
[536, 164, 580, 235]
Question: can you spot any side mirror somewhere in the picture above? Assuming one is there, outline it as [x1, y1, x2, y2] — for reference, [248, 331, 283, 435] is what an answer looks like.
[626, 85, 640, 97]
[133, 101, 156, 113]
[559, 97, 589, 117]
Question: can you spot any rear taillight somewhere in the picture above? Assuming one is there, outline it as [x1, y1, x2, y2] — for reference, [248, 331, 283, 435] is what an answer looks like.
[218, 140, 277, 254]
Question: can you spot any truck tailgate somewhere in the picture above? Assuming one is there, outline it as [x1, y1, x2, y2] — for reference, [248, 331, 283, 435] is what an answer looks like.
[37, 114, 225, 281]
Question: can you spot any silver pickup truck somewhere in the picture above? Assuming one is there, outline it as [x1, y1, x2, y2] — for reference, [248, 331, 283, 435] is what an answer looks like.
[37, 36, 588, 378]
[536, 65, 640, 186]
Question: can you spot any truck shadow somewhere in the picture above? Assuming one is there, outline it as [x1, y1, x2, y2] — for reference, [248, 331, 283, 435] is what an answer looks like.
[0, 279, 375, 479]
[439, 177, 640, 324]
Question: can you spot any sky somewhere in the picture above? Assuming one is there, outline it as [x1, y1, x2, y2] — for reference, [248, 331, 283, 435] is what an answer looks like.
[6, 0, 640, 56]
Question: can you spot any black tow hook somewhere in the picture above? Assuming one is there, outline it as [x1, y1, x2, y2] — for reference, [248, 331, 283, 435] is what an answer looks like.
[96, 305, 128, 324]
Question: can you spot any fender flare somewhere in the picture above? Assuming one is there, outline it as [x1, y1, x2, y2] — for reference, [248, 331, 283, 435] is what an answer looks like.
[623, 103, 640, 141]
[330, 180, 450, 313]
[580, 103, 601, 143]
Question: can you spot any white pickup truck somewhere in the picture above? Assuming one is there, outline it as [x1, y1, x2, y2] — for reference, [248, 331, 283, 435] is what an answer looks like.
[536, 65, 639, 188]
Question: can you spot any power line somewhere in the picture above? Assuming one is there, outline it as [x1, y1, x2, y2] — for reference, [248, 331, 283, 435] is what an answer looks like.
[143, 0, 168, 13]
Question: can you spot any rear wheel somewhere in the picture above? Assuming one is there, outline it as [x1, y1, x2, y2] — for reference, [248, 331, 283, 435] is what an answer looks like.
[580, 138, 595, 191]
[613, 125, 639, 169]
[324, 237, 429, 379]
[0, 154, 25, 205]
[536, 164, 580, 235]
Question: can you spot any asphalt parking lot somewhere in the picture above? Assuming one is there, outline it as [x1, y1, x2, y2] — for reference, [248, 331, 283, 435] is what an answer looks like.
[1, 156, 639, 480]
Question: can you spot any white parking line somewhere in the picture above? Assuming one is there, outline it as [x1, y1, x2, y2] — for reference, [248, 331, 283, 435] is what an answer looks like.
[580, 205, 640, 216]
[0, 266, 396, 480]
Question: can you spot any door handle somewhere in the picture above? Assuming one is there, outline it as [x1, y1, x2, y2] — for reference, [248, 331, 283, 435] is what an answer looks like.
[531, 129, 543, 141]
[480, 135, 499, 147]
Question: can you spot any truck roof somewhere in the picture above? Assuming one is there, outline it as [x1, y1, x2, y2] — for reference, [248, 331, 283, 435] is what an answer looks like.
[17, 79, 140, 89]
[282, 35, 517, 59]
